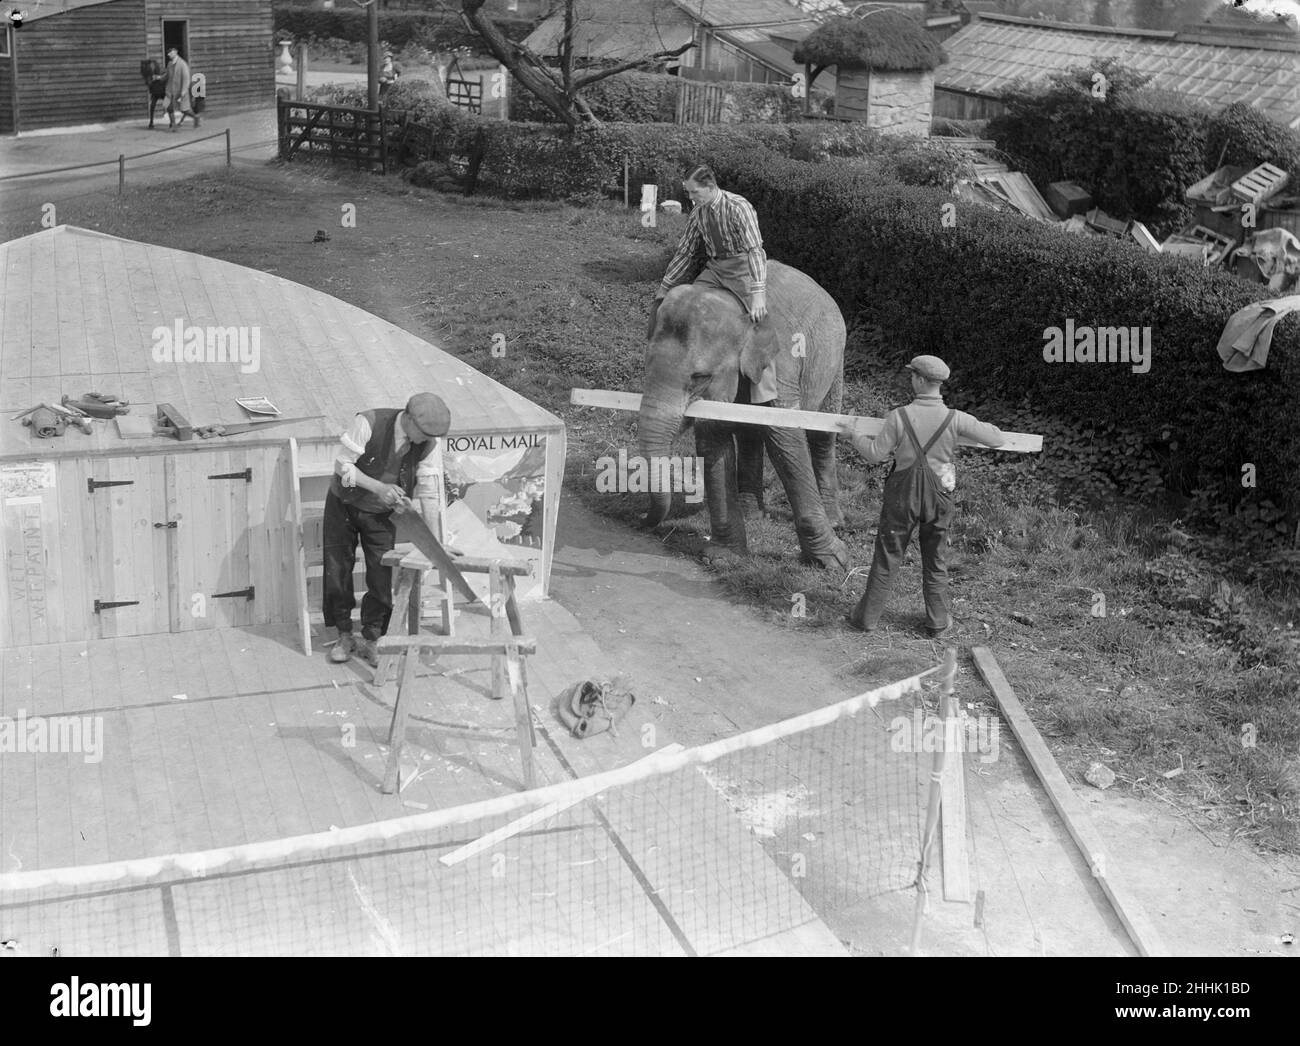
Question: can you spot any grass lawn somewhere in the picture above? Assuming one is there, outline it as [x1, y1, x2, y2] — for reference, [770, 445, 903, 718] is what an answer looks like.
[16, 157, 1297, 855]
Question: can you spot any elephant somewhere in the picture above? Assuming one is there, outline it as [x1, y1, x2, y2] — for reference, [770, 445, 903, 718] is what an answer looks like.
[637, 259, 848, 569]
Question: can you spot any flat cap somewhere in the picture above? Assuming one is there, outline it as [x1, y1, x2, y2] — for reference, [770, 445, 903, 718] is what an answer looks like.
[405, 392, 452, 437]
[906, 355, 950, 382]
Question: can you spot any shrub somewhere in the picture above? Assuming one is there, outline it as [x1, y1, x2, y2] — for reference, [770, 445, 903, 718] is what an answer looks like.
[987, 58, 1208, 237]
[1204, 101, 1300, 176]
[508, 71, 833, 125]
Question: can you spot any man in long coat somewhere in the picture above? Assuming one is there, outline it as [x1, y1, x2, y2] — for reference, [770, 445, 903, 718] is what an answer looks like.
[164, 47, 200, 130]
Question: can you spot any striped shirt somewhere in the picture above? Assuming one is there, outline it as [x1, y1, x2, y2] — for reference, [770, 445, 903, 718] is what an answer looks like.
[660, 189, 767, 296]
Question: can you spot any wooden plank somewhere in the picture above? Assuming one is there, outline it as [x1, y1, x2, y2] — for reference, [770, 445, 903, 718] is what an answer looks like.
[376, 636, 537, 655]
[970, 646, 1169, 957]
[570, 388, 1044, 453]
[939, 709, 972, 902]
[287, 439, 312, 655]
[438, 743, 689, 868]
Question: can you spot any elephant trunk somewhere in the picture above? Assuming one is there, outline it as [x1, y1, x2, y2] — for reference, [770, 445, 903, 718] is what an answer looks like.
[636, 384, 687, 528]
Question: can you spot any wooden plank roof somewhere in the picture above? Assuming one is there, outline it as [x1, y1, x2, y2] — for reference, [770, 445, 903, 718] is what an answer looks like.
[936, 13, 1300, 131]
[14, 0, 119, 24]
[0, 227, 562, 461]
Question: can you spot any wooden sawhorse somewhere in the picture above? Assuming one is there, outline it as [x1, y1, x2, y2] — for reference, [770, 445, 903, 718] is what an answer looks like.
[376, 556, 539, 793]
[377, 634, 539, 794]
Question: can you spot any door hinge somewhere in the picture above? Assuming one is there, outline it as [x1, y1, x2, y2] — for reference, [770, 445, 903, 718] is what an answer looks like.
[87, 478, 134, 493]
[153, 520, 179, 529]
[209, 468, 252, 483]
[213, 586, 255, 601]
[94, 599, 140, 613]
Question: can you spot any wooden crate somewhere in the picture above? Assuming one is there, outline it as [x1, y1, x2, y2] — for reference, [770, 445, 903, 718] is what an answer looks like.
[1232, 163, 1289, 206]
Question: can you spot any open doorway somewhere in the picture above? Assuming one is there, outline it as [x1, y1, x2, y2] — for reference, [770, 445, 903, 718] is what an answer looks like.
[162, 19, 189, 63]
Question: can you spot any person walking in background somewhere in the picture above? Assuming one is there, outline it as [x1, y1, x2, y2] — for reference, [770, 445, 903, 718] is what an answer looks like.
[379, 50, 402, 97]
[839, 355, 1005, 639]
[324, 393, 451, 667]
[163, 46, 199, 130]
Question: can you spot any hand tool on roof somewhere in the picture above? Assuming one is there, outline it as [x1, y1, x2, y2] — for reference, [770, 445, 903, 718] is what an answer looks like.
[155, 403, 323, 440]
[14, 402, 94, 437]
[62, 392, 129, 418]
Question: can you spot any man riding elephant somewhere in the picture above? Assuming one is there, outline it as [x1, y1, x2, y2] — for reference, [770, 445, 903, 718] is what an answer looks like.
[640, 255, 849, 570]
[650, 165, 773, 520]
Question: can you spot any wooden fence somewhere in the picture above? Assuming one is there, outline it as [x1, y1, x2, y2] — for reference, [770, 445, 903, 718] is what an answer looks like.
[277, 99, 388, 174]
[675, 80, 724, 125]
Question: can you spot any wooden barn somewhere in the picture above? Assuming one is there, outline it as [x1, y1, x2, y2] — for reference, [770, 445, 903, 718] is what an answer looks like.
[0, 226, 566, 653]
[0, 0, 273, 135]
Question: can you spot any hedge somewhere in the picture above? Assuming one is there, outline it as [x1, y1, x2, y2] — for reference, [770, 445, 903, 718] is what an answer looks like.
[988, 59, 1300, 239]
[313, 81, 968, 199]
[702, 150, 1300, 527]
[507, 71, 834, 125]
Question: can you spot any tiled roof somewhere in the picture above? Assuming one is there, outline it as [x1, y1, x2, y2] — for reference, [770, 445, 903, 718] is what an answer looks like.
[522, 1, 696, 61]
[936, 14, 1300, 130]
[524, 0, 817, 71]
[670, 0, 818, 28]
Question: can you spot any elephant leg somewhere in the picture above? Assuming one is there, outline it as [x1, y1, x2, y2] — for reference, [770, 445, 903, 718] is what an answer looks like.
[735, 377, 767, 519]
[814, 373, 845, 526]
[736, 423, 765, 500]
[763, 423, 847, 569]
[695, 419, 748, 553]
[808, 429, 843, 528]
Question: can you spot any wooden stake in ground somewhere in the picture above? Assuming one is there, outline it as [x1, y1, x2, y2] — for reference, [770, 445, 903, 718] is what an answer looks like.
[940, 695, 972, 903]
[911, 647, 959, 955]
[970, 646, 1169, 957]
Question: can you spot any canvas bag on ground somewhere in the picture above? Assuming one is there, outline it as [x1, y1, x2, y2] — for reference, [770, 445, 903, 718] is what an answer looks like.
[895, 407, 956, 523]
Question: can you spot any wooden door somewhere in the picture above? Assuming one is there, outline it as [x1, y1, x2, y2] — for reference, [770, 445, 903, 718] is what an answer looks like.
[84, 455, 170, 640]
[168, 449, 255, 631]
[166, 446, 295, 633]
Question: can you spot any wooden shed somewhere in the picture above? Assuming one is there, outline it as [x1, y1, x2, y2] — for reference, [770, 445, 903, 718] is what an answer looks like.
[0, 226, 565, 652]
[0, 0, 273, 135]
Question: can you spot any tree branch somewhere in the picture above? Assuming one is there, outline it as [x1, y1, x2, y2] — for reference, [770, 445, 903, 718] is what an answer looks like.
[572, 41, 695, 89]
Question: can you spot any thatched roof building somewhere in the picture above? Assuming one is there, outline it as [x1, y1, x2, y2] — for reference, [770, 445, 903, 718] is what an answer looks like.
[793, 10, 947, 134]
[793, 10, 947, 78]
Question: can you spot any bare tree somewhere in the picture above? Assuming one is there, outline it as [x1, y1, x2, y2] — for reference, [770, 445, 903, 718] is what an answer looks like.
[459, 0, 695, 128]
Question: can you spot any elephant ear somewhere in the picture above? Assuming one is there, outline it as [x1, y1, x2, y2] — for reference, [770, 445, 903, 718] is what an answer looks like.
[738, 322, 779, 386]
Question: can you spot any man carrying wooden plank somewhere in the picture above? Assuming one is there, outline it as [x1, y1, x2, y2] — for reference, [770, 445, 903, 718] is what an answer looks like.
[839, 356, 1006, 640]
[325, 393, 451, 667]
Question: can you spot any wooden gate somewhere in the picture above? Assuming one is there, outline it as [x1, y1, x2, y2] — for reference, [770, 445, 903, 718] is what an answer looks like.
[277, 99, 388, 173]
[446, 75, 483, 114]
[676, 80, 724, 124]
[445, 56, 484, 114]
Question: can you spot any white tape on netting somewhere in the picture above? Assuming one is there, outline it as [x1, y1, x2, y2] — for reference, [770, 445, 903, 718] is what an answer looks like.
[0, 662, 942, 894]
